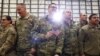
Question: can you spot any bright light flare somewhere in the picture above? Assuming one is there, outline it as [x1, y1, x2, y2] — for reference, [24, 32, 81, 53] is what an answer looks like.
[52, 11, 63, 24]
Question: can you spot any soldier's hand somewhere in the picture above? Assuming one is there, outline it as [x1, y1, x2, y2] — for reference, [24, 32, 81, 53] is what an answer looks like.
[53, 30, 61, 36]
[81, 53, 85, 56]
[45, 31, 53, 38]
[28, 53, 34, 56]
[29, 48, 36, 55]
[54, 54, 60, 56]
[54, 53, 61, 56]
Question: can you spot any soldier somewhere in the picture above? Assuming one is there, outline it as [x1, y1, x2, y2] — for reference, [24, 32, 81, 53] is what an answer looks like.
[0, 15, 16, 56]
[62, 9, 79, 56]
[79, 14, 100, 56]
[16, 3, 41, 56]
[32, 3, 64, 56]
[79, 13, 88, 27]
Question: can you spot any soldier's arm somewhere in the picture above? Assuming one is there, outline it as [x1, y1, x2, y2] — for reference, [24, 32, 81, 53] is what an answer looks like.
[55, 27, 64, 55]
[78, 29, 85, 56]
[0, 28, 16, 55]
[29, 16, 48, 49]
[31, 15, 54, 39]
[31, 16, 46, 38]
[27, 15, 49, 55]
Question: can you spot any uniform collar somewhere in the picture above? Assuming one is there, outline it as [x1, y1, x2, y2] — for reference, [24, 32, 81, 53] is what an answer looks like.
[88, 23, 99, 29]
[3, 24, 12, 31]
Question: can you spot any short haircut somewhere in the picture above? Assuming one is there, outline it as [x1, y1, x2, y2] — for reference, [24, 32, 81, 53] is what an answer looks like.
[80, 13, 86, 16]
[48, 3, 56, 8]
[89, 14, 97, 20]
[17, 3, 26, 8]
[3, 15, 12, 24]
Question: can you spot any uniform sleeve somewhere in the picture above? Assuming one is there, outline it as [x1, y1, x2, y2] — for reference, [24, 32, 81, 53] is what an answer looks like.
[32, 16, 46, 38]
[0, 28, 16, 55]
[55, 34, 64, 54]
[78, 28, 85, 55]
[55, 27, 64, 54]
[29, 16, 46, 48]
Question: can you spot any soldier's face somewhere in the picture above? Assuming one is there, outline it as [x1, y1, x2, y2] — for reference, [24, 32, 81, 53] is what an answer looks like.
[48, 4, 57, 14]
[80, 15, 87, 20]
[90, 15, 99, 25]
[64, 11, 71, 19]
[1, 17, 10, 27]
[16, 5, 26, 17]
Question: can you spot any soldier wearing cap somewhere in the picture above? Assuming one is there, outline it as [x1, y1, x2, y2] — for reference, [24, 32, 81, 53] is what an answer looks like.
[62, 9, 79, 56]
[16, 3, 42, 56]
[35, 3, 64, 56]
[79, 13, 88, 27]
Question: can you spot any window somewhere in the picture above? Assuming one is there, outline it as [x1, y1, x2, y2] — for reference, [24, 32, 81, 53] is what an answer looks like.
[0, 0, 99, 22]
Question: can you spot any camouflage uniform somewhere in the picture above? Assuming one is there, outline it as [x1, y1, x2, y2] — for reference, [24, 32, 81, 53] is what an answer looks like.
[77, 20, 88, 31]
[30, 15, 64, 56]
[0, 24, 16, 56]
[80, 20, 88, 27]
[16, 13, 40, 56]
[62, 20, 79, 56]
[79, 24, 100, 56]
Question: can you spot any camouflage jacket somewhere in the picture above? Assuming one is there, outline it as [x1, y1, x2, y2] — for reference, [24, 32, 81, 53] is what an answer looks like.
[0, 24, 16, 56]
[30, 15, 64, 56]
[16, 13, 41, 51]
[62, 21, 79, 54]
[80, 20, 88, 27]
